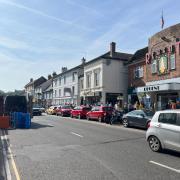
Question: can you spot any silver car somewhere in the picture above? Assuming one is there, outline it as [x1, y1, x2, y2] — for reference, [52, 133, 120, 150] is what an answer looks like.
[146, 110, 180, 152]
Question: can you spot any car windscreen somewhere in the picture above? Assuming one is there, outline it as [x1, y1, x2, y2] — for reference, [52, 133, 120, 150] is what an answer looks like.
[102, 107, 113, 112]
[61, 106, 71, 109]
[144, 110, 154, 117]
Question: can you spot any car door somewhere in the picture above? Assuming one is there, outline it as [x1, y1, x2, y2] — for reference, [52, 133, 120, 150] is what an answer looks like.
[157, 112, 180, 151]
[127, 111, 138, 126]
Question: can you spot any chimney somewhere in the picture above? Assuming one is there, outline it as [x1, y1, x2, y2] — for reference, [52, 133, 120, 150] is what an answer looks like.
[52, 72, 57, 77]
[48, 74, 52, 80]
[30, 78, 33, 82]
[81, 57, 86, 64]
[110, 42, 116, 57]
[61, 67, 68, 73]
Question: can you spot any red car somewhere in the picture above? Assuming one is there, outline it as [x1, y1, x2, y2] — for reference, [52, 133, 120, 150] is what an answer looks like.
[56, 105, 72, 117]
[86, 106, 113, 122]
[71, 106, 91, 119]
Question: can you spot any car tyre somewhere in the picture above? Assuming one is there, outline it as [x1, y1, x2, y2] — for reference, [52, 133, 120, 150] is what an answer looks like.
[122, 118, 129, 127]
[148, 136, 162, 152]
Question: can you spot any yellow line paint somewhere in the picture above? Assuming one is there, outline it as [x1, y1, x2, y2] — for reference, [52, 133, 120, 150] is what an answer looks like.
[2, 130, 21, 180]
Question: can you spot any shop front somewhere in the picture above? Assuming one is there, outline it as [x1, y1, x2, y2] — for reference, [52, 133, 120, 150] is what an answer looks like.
[83, 91, 102, 105]
[136, 83, 180, 110]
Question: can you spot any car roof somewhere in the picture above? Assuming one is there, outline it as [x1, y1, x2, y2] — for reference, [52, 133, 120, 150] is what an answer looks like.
[156, 109, 180, 113]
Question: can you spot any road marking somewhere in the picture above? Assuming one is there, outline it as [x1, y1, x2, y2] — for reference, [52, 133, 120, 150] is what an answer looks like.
[1, 130, 11, 180]
[149, 161, 180, 173]
[2, 130, 21, 180]
[71, 132, 83, 138]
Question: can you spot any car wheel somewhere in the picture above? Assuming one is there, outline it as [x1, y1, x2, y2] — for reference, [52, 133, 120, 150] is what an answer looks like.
[148, 136, 162, 152]
[78, 114, 81, 119]
[98, 116, 103, 122]
[122, 118, 129, 127]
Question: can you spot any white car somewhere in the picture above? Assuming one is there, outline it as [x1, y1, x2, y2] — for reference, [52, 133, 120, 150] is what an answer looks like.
[146, 110, 180, 152]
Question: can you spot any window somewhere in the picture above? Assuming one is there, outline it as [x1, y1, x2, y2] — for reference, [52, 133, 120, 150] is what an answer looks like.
[59, 89, 61, 97]
[64, 76, 66, 84]
[54, 79, 57, 86]
[80, 79, 84, 90]
[59, 77, 61, 86]
[86, 74, 91, 88]
[134, 66, 143, 78]
[54, 90, 57, 97]
[170, 54, 176, 70]
[158, 113, 177, 125]
[72, 72, 76, 82]
[94, 71, 100, 86]
[151, 59, 157, 73]
[72, 86, 75, 96]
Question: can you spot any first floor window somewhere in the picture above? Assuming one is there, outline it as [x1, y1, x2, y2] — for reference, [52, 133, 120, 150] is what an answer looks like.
[134, 66, 143, 78]
[170, 54, 176, 70]
[86, 74, 91, 88]
[151, 59, 157, 73]
[59, 89, 61, 97]
[94, 72, 100, 86]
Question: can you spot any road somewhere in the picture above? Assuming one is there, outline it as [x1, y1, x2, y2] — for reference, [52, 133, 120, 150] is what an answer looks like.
[1, 114, 180, 180]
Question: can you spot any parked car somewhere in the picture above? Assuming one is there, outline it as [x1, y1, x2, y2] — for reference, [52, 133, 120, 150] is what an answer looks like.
[146, 110, 180, 152]
[56, 105, 72, 116]
[71, 106, 91, 119]
[32, 107, 42, 116]
[46, 106, 57, 115]
[122, 110, 154, 129]
[86, 106, 113, 122]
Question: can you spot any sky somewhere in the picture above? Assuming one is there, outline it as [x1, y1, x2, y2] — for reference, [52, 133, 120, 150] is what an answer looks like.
[0, 0, 179, 92]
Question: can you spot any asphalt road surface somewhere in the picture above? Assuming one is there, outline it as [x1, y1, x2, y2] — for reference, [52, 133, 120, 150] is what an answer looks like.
[1, 114, 180, 180]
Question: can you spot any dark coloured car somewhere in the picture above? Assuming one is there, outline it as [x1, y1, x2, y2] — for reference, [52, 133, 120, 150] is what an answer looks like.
[33, 107, 42, 116]
[122, 110, 154, 129]
[56, 105, 72, 116]
[86, 106, 113, 122]
[71, 106, 91, 119]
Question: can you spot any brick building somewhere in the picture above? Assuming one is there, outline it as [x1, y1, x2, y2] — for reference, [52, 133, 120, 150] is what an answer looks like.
[128, 23, 180, 110]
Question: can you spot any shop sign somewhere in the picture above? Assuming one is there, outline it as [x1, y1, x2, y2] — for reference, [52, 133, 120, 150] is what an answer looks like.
[144, 86, 159, 92]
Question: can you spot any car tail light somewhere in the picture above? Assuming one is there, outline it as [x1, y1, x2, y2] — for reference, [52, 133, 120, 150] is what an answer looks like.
[147, 121, 151, 129]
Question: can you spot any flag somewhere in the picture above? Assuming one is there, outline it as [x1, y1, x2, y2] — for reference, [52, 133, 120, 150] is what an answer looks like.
[161, 11, 164, 29]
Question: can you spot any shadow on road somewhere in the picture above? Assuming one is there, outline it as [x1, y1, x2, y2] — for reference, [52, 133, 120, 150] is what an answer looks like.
[30, 122, 54, 129]
[162, 149, 180, 158]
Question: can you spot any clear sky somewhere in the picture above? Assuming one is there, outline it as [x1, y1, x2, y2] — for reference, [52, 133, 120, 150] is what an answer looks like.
[0, 0, 179, 92]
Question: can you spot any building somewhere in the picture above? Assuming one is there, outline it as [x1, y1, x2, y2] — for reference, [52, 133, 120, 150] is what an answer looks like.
[52, 63, 85, 106]
[128, 23, 180, 110]
[80, 42, 132, 106]
[24, 76, 47, 104]
[34, 75, 53, 107]
[127, 47, 148, 107]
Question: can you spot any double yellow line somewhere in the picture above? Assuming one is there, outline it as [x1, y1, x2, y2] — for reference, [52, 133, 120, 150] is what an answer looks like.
[1, 130, 21, 180]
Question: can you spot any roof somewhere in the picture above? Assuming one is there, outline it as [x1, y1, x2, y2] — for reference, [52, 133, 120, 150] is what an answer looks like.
[37, 79, 52, 91]
[53, 64, 83, 79]
[85, 51, 133, 66]
[156, 109, 180, 113]
[24, 76, 47, 88]
[126, 47, 148, 65]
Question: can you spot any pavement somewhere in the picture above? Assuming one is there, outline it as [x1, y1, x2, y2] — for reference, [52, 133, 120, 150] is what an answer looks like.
[0, 129, 6, 180]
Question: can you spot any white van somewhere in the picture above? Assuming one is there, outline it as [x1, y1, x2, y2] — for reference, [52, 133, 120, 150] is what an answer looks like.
[146, 110, 180, 152]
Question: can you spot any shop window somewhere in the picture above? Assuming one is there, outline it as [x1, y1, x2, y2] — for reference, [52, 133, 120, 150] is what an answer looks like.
[170, 53, 176, 70]
[151, 59, 157, 73]
[134, 66, 143, 78]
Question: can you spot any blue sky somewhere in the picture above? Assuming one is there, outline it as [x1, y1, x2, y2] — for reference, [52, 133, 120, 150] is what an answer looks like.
[0, 0, 179, 91]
